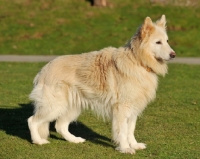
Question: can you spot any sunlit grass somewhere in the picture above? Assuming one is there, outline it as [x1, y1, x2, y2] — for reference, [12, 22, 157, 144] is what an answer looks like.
[0, 62, 199, 158]
[0, 0, 199, 56]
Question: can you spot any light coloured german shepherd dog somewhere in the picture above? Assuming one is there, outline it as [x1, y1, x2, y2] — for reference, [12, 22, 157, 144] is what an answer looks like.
[28, 15, 175, 154]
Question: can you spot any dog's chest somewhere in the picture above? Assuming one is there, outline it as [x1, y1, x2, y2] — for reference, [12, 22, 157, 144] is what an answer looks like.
[118, 73, 158, 105]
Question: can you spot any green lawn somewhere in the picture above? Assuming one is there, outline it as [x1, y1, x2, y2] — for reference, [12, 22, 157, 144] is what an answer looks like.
[0, 0, 200, 56]
[0, 62, 199, 158]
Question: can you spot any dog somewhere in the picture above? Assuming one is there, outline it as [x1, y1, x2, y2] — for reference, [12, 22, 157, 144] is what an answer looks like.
[28, 15, 175, 154]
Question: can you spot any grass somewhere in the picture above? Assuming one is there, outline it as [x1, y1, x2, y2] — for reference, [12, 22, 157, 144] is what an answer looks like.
[0, 62, 199, 158]
[0, 0, 200, 56]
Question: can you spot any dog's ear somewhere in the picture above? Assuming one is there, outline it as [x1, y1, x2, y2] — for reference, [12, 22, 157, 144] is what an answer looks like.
[141, 17, 154, 39]
[156, 15, 166, 29]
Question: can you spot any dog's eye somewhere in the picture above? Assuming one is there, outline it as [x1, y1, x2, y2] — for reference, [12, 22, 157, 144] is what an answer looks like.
[156, 41, 162, 44]
[167, 40, 169, 43]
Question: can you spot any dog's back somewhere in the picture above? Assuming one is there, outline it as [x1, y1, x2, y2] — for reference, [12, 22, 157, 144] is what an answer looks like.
[29, 47, 117, 117]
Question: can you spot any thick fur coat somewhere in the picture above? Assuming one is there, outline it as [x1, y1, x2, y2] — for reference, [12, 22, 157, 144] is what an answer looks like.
[28, 15, 175, 154]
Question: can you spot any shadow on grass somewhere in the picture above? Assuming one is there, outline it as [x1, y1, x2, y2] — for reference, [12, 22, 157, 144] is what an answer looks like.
[0, 103, 113, 148]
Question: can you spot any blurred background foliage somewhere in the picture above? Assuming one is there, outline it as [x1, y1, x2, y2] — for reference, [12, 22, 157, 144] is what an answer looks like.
[0, 0, 199, 56]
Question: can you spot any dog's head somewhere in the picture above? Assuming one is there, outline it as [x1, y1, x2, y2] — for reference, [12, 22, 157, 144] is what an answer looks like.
[140, 15, 176, 62]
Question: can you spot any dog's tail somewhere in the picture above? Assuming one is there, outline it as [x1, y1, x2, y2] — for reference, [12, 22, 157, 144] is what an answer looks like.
[29, 63, 50, 114]
[32, 62, 50, 87]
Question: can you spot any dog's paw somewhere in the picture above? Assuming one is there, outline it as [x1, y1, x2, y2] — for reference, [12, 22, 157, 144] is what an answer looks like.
[71, 137, 85, 143]
[130, 143, 146, 150]
[33, 139, 50, 145]
[116, 147, 136, 154]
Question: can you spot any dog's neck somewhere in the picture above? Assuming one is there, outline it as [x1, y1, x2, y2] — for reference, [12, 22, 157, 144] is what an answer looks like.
[141, 63, 155, 73]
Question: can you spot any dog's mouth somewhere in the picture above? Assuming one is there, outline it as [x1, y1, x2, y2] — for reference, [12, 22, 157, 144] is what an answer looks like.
[155, 57, 165, 63]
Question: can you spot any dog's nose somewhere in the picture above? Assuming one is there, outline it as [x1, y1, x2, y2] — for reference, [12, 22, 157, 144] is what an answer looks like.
[170, 52, 176, 58]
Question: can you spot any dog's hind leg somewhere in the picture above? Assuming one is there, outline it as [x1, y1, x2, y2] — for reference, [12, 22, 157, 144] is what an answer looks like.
[127, 114, 146, 150]
[55, 108, 85, 143]
[28, 103, 64, 145]
[38, 122, 50, 139]
[28, 116, 50, 145]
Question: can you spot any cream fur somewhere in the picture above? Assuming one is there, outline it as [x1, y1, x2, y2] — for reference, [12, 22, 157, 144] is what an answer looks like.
[28, 15, 175, 154]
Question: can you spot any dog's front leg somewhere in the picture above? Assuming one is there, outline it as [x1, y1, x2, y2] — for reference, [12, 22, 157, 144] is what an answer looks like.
[112, 105, 135, 154]
[127, 114, 146, 150]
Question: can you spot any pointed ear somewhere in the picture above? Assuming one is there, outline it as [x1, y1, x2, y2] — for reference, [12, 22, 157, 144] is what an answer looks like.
[156, 15, 166, 29]
[141, 17, 155, 39]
